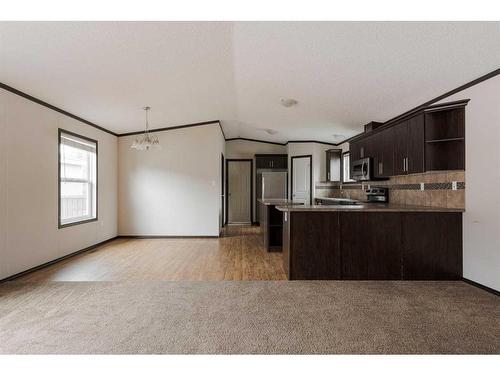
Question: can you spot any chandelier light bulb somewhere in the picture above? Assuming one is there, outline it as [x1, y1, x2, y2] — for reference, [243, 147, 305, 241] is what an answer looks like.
[131, 106, 161, 151]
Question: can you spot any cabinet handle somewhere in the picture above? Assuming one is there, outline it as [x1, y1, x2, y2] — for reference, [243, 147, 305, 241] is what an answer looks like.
[402, 158, 405, 172]
[381, 162, 383, 175]
[406, 157, 409, 172]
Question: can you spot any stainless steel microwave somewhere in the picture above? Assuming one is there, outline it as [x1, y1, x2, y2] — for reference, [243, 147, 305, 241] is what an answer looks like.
[351, 157, 372, 181]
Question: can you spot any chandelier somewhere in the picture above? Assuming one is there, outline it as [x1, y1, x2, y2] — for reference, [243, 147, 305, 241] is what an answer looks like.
[131, 106, 160, 150]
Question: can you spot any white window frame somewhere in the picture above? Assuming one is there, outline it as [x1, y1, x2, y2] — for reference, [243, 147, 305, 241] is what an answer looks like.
[58, 129, 98, 228]
[342, 151, 355, 183]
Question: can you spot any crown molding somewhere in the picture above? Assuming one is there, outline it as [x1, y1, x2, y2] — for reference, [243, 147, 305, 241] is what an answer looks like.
[2, 67, 499, 142]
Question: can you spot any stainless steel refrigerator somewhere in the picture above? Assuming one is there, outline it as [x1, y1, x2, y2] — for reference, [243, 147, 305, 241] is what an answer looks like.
[256, 171, 288, 220]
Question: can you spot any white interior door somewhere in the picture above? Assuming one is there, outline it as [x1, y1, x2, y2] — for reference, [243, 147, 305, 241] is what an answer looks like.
[292, 156, 311, 204]
[228, 161, 251, 224]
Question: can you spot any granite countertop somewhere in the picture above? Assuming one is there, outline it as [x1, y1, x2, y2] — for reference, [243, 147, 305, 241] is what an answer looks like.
[275, 203, 465, 213]
[257, 198, 297, 206]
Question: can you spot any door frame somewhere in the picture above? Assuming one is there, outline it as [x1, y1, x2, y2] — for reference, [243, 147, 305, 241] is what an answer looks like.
[225, 159, 253, 225]
[221, 153, 225, 229]
[291, 155, 312, 205]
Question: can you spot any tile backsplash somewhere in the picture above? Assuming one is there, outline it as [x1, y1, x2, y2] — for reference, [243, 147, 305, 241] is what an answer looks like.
[315, 171, 465, 209]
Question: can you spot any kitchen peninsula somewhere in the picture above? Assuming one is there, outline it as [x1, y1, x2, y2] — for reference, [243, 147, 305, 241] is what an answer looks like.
[258, 199, 298, 251]
[277, 203, 464, 281]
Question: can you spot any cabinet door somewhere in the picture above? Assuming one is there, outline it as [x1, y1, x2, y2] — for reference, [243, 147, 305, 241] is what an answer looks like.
[402, 213, 462, 280]
[341, 212, 402, 280]
[272, 155, 288, 169]
[371, 131, 384, 179]
[407, 114, 425, 174]
[362, 136, 373, 158]
[290, 212, 341, 279]
[256, 156, 272, 169]
[372, 128, 395, 178]
[381, 126, 395, 176]
[393, 120, 409, 175]
[349, 140, 361, 161]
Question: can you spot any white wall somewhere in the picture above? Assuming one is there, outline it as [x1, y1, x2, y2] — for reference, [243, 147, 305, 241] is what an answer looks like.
[287, 142, 344, 199]
[118, 124, 224, 236]
[435, 75, 500, 292]
[0, 90, 118, 280]
[225, 139, 287, 222]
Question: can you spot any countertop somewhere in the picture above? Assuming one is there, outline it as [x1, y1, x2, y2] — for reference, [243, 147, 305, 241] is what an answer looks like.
[257, 199, 297, 206]
[275, 203, 465, 213]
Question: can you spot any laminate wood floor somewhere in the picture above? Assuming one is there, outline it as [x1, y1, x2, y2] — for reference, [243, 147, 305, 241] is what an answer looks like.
[17, 226, 287, 281]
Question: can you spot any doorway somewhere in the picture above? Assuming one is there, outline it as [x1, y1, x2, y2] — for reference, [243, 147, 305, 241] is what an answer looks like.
[226, 159, 253, 224]
[291, 155, 312, 205]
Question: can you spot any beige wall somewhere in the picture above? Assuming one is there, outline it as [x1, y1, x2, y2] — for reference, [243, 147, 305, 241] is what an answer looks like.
[0, 90, 118, 280]
[435, 75, 500, 291]
[287, 142, 344, 200]
[118, 124, 224, 236]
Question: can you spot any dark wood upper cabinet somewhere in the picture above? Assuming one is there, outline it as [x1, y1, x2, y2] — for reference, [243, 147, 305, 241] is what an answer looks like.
[407, 114, 425, 174]
[372, 127, 394, 178]
[424, 107, 465, 171]
[393, 120, 409, 175]
[272, 155, 288, 169]
[349, 101, 466, 179]
[393, 114, 425, 175]
[349, 141, 361, 161]
[255, 154, 288, 169]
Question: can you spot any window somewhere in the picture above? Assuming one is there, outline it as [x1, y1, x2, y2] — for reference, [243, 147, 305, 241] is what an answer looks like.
[342, 152, 355, 183]
[59, 130, 97, 227]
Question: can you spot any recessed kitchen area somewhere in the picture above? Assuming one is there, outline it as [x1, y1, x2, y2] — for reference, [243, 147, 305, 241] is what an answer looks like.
[1, 20, 499, 356]
[256, 99, 466, 281]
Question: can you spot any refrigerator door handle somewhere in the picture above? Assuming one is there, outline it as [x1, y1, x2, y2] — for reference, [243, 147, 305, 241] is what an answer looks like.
[262, 176, 265, 199]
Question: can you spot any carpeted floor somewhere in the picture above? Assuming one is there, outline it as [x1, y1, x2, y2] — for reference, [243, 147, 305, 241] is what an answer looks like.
[0, 280, 498, 354]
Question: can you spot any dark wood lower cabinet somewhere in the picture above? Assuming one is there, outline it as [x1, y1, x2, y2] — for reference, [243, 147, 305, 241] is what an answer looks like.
[282, 210, 463, 280]
[402, 212, 462, 280]
[283, 212, 340, 279]
[341, 212, 402, 280]
[259, 202, 285, 251]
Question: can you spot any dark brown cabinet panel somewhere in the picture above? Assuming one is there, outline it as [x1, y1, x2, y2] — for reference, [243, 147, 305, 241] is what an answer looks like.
[372, 127, 395, 178]
[349, 141, 361, 161]
[255, 154, 287, 169]
[283, 210, 463, 281]
[393, 120, 409, 176]
[349, 103, 466, 178]
[392, 115, 425, 175]
[402, 212, 462, 280]
[259, 202, 284, 251]
[272, 155, 288, 169]
[424, 108, 465, 171]
[407, 114, 425, 174]
[371, 131, 384, 179]
[340, 212, 402, 280]
[289, 212, 341, 279]
[282, 213, 290, 277]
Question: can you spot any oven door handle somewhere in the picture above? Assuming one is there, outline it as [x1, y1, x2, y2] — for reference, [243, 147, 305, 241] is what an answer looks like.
[362, 161, 368, 176]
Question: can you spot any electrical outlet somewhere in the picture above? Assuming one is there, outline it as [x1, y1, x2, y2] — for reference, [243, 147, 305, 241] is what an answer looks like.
[452, 181, 457, 191]
[420, 183, 424, 191]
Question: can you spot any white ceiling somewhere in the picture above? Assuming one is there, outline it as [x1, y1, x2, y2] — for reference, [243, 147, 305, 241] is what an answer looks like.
[1, 22, 500, 142]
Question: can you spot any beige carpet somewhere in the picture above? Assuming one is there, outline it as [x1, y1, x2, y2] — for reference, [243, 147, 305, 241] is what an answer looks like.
[0, 281, 498, 354]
